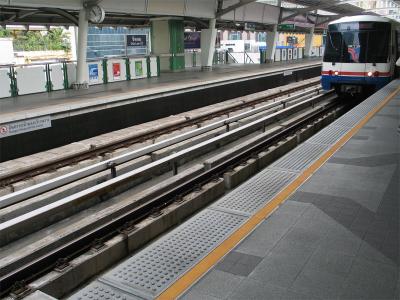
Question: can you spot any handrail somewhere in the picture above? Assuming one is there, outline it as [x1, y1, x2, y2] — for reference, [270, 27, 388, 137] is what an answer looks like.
[0, 54, 157, 68]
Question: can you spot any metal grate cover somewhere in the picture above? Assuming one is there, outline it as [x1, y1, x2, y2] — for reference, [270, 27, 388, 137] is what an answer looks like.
[307, 125, 350, 145]
[270, 143, 328, 172]
[212, 169, 296, 215]
[68, 281, 140, 300]
[99, 209, 246, 299]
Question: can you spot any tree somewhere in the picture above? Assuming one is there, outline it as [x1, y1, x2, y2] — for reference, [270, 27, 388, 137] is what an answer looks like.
[10, 28, 71, 51]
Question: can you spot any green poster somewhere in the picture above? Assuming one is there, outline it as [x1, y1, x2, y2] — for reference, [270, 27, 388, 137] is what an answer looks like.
[135, 61, 143, 76]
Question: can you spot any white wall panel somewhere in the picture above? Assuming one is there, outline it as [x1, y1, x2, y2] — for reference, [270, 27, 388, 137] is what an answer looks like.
[101, 0, 146, 14]
[50, 64, 65, 90]
[16, 66, 47, 95]
[9, 0, 82, 10]
[67, 63, 76, 87]
[0, 68, 11, 98]
[148, 0, 185, 15]
[185, 0, 215, 18]
[150, 57, 158, 77]
[274, 49, 281, 61]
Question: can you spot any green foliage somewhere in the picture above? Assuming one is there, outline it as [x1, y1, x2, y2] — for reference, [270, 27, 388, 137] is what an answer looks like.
[10, 28, 71, 51]
[0, 28, 12, 37]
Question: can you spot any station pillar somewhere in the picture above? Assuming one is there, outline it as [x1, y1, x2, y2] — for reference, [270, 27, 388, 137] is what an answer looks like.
[151, 18, 185, 72]
[265, 25, 278, 63]
[304, 27, 315, 58]
[73, 8, 89, 89]
[200, 19, 217, 70]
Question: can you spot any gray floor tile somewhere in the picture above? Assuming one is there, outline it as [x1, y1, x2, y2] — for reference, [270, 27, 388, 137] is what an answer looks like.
[289, 268, 347, 299]
[249, 256, 303, 288]
[302, 247, 355, 276]
[227, 278, 287, 300]
[236, 213, 297, 257]
[216, 251, 262, 277]
[340, 280, 398, 300]
[279, 225, 325, 249]
[180, 290, 223, 300]
[357, 240, 397, 266]
[268, 238, 316, 267]
[345, 257, 399, 292]
[190, 270, 244, 299]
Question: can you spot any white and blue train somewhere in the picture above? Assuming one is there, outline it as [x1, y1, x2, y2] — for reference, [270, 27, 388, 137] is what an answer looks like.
[321, 15, 400, 95]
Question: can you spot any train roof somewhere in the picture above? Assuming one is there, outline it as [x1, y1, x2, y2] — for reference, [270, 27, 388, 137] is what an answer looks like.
[330, 15, 392, 25]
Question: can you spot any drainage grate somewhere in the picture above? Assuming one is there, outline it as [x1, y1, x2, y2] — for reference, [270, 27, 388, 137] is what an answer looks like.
[68, 281, 140, 300]
[270, 143, 328, 172]
[307, 126, 350, 145]
[99, 209, 246, 299]
[212, 169, 297, 215]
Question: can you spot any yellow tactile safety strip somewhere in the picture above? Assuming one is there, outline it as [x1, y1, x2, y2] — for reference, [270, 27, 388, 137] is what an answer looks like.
[157, 85, 400, 300]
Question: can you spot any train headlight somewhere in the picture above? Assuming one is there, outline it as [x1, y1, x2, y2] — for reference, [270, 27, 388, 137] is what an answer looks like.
[367, 71, 373, 77]
[334, 71, 339, 76]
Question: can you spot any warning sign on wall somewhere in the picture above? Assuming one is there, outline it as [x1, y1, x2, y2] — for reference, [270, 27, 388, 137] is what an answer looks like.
[0, 116, 52, 139]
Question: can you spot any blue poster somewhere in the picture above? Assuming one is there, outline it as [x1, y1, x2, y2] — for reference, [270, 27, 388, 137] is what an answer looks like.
[184, 32, 201, 49]
[89, 64, 99, 81]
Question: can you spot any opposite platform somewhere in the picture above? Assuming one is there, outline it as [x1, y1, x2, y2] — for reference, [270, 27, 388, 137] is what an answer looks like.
[0, 59, 321, 161]
[69, 80, 399, 299]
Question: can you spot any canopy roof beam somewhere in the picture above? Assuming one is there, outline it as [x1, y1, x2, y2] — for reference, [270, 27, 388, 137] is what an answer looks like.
[216, 0, 257, 18]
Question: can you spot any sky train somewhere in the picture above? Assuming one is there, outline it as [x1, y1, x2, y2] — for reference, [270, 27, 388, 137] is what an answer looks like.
[321, 15, 400, 95]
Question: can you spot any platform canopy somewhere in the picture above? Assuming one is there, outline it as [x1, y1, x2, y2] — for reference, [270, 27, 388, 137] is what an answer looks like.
[0, 0, 397, 29]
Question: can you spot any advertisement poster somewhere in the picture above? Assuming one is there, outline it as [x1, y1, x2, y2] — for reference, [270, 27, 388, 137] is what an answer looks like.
[135, 61, 143, 77]
[88, 64, 99, 82]
[113, 63, 121, 80]
[184, 32, 201, 49]
[126, 34, 147, 47]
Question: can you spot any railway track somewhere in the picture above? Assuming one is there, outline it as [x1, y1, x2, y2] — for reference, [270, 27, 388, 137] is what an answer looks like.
[0, 78, 320, 189]
[0, 83, 354, 298]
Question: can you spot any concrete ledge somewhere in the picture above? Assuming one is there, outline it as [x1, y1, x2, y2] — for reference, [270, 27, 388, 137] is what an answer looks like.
[27, 178, 225, 299]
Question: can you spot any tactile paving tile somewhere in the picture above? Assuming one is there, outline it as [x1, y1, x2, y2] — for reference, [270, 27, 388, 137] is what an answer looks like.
[68, 281, 140, 300]
[307, 125, 350, 145]
[269, 142, 328, 172]
[333, 111, 364, 128]
[212, 169, 297, 215]
[99, 209, 247, 299]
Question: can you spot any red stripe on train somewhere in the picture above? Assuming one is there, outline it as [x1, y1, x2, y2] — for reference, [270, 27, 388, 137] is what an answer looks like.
[321, 71, 391, 77]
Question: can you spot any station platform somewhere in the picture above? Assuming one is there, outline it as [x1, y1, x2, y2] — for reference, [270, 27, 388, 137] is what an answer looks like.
[0, 59, 320, 161]
[69, 79, 399, 300]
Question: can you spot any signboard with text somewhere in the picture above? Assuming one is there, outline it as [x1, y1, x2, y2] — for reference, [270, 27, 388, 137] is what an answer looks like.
[126, 34, 147, 47]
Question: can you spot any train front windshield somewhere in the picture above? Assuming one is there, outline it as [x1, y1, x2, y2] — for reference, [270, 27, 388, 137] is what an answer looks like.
[324, 21, 391, 63]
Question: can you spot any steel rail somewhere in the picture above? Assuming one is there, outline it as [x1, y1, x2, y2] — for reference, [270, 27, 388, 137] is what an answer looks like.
[0, 92, 335, 248]
[0, 87, 322, 209]
[0, 79, 321, 187]
[0, 93, 339, 297]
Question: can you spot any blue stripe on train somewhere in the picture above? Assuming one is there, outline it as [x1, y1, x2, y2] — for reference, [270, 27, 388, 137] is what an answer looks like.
[321, 75, 392, 91]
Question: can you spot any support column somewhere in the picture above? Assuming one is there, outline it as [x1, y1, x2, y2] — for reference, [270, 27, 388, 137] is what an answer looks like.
[304, 27, 315, 58]
[151, 18, 185, 72]
[73, 8, 89, 89]
[200, 18, 217, 70]
[265, 25, 278, 62]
